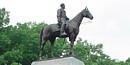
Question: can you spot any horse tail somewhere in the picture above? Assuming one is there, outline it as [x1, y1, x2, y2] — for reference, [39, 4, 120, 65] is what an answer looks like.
[40, 28, 44, 48]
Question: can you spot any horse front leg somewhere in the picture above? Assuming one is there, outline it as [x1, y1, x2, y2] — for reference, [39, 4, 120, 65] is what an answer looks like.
[69, 40, 74, 56]
[69, 33, 76, 56]
[49, 37, 56, 58]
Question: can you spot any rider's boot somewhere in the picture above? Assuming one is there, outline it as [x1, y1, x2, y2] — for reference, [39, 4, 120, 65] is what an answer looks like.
[60, 24, 67, 37]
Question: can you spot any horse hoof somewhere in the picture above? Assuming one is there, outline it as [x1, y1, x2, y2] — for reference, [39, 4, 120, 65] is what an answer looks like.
[69, 52, 74, 56]
[51, 56, 55, 58]
[39, 57, 42, 61]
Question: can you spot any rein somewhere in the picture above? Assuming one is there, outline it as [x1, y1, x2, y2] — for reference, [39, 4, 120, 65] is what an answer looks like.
[81, 21, 92, 24]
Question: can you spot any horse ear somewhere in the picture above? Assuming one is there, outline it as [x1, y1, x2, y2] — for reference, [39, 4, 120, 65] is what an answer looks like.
[85, 6, 88, 9]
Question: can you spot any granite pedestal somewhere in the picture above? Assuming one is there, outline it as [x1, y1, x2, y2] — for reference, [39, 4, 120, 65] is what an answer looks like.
[31, 56, 84, 65]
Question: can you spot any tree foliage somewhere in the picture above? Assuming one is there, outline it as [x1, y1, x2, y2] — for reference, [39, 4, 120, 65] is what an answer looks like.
[0, 8, 10, 28]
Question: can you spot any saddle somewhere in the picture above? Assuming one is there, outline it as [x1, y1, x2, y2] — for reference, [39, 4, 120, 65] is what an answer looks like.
[57, 21, 69, 29]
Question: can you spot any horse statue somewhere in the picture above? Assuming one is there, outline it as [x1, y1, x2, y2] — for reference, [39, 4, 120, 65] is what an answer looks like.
[39, 6, 93, 60]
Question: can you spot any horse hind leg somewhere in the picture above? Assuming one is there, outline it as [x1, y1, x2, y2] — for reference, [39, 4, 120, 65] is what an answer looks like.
[39, 39, 47, 60]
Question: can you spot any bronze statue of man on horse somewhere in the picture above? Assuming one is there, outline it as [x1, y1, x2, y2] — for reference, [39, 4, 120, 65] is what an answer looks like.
[39, 3, 93, 60]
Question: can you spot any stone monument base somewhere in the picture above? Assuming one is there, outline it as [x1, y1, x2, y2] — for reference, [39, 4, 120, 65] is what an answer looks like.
[31, 56, 84, 65]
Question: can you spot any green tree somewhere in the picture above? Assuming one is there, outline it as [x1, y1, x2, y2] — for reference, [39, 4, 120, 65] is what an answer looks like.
[0, 55, 5, 65]
[11, 62, 22, 65]
[72, 38, 117, 65]
[0, 8, 10, 28]
[0, 21, 48, 65]
[4, 50, 23, 65]
[125, 57, 130, 65]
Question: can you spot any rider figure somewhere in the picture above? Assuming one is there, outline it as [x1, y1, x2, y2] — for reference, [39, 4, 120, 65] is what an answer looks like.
[57, 3, 69, 36]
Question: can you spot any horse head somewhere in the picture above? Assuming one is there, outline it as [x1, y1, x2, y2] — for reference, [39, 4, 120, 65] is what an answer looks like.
[82, 6, 93, 20]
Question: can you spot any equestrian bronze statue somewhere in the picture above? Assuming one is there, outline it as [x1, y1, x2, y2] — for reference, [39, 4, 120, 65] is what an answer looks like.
[39, 6, 93, 60]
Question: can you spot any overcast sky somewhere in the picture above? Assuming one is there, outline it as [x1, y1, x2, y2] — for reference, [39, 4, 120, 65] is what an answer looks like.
[0, 0, 130, 61]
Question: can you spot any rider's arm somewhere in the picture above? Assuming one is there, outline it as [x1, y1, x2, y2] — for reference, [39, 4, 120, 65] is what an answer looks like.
[57, 9, 61, 22]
